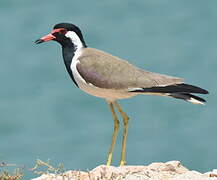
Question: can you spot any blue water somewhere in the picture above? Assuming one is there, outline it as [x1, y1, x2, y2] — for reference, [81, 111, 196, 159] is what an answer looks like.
[0, 0, 216, 179]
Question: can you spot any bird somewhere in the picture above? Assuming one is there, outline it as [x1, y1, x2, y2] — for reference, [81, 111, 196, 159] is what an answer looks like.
[35, 23, 209, 166]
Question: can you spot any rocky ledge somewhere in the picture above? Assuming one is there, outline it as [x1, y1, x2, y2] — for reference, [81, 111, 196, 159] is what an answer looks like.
[32, 161, 217, 180]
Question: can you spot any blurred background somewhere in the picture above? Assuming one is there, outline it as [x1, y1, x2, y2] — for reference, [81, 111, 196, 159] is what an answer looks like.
[0, 0, 216, 179]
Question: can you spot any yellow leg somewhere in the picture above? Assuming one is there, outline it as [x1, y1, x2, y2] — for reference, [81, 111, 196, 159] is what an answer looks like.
[114, 101, 129, 166]
[106, 101, 120, 166]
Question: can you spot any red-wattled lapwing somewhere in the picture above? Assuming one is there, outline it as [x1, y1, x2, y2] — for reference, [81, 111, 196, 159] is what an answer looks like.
[35, 23, 208, 166]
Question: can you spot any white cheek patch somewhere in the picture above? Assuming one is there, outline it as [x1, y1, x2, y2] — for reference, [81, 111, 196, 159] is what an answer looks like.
[65, 31, 83, 49]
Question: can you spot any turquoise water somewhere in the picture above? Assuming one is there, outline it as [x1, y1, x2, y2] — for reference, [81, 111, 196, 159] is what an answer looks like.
[0, 0, 216, 179]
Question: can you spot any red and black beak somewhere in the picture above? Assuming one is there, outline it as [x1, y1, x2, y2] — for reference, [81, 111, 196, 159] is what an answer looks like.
[35, 33, 56, 44]
[35, 28, 67, 44]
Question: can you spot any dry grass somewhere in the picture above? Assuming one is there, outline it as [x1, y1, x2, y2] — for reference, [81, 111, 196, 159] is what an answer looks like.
[0, 162, 24, 180]
[30, 159, 65, 175]
[0, 159, 64, 180]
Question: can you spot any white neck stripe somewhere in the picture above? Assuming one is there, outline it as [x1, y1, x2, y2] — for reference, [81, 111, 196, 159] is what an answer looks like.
[65, 31, 83, 50]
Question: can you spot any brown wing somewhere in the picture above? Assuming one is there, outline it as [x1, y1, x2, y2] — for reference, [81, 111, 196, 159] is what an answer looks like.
[76, 48, 183, 90]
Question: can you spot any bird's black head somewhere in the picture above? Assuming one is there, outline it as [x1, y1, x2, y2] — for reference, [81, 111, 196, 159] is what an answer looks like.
[35, 23, 87, 48]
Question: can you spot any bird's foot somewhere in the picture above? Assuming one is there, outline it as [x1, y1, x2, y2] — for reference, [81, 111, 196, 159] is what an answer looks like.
[119, 160, 126, 166]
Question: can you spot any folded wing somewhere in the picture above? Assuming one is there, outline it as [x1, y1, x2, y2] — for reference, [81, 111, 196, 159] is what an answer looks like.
[76, 48, 183, 90]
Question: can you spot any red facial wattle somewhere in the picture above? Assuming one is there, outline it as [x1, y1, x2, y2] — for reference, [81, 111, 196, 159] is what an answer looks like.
[35, 28, 67, 44]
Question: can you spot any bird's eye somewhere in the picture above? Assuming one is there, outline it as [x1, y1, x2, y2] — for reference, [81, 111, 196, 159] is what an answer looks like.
[59, 29, 67, 34]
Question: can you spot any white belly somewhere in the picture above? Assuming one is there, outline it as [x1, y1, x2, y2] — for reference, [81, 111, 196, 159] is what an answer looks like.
[76, 80, 136, 101]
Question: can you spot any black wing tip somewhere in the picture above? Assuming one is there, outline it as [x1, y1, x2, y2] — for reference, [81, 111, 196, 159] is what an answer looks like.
[130, 83, 209, 94]
[181, 83, 209, 94]
[203, 90, 209, 94]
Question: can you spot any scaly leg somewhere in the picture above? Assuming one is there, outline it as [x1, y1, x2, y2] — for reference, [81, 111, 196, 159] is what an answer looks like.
[114, 101, 129, 166]
[106, 101, 120, 166]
